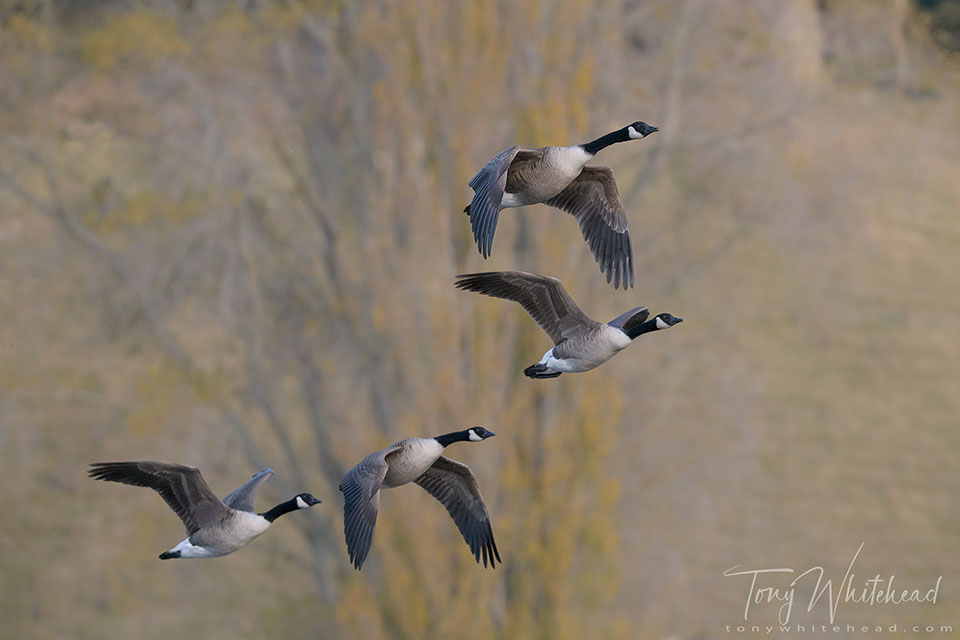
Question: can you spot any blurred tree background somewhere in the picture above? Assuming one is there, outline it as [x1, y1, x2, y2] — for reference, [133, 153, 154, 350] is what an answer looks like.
[1, 1, 958, 638]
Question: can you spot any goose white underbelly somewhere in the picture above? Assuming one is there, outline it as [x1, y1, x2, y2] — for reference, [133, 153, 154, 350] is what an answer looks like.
[168, 537, 220, 558]
[171, 511, 272, 558]
[538, 326, 632, 373]
[538, 348, 608, 373]
[500, 191, 524, 208]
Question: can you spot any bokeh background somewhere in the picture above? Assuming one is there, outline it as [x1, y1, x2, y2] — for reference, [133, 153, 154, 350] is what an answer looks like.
[2, 1, 959, 638]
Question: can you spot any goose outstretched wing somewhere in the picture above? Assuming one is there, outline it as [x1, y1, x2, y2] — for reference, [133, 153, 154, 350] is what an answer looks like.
[414, 456, 500, 568]
[455, 271, 594, 344]
[544, 166, 634, 290]
[467, 145, 522, 258]
[222, 468, 274, 513]
[89, 461, 230, 535]
[339, 446, 402, 570]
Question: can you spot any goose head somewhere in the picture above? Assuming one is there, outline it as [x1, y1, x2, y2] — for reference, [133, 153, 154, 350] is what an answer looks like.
[295, 493, 323, 509]
[627, 121, 659, 139]
[654, 313, 683, 330]
[467, 426, 496, 442]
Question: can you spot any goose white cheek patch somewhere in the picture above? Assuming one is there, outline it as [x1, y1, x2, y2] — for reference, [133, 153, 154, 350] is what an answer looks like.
[296, 496, 309, 509]
[656, 317, 670, 330]
[628, 126, 643, 139]
[468, 430, 482, 442]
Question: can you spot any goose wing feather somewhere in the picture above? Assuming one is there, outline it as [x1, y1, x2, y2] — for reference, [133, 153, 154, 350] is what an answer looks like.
[466, 145, 543, 258]
[607, 306, 649, 330]
[88, 461, 230, 535]
[544, 166, 634, 289]
[414, 456, 500, 568]
[339, 445, 402, 570]
[467, 145, 519, 258]
[222, 468, 274, 513]
[455, 271, 593, 344]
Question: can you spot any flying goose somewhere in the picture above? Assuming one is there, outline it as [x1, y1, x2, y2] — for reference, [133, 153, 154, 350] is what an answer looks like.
[88, 461, 321, 559]
[464, 121, 658, 290]
[455, 271, 682, 378]
[340, 427, 499, 570]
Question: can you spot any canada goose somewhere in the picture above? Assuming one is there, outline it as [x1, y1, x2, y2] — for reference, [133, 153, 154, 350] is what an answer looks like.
[455, 271, 682, 378]
[464, 121, 658, 290]
[88, 461, 321, 559]
[340, 427, 499, 570]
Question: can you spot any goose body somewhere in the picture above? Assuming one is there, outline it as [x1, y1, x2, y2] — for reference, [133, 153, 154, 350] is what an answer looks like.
[381, 437, 445, 487]
[88, 461, 321, 559]
[339, 427, 499, 570]
[465, 121, 658, 289]
[498, 145, 594, 207]
[534, 323, 633, 374]
[455, 271, 682, 378]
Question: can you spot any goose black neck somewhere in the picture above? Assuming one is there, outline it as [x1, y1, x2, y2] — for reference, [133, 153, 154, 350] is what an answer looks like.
[260, 498, 299, 523]
[581, 128, 630, 156]
[625, 317, 660, 340]
[434, 430, 470, 448]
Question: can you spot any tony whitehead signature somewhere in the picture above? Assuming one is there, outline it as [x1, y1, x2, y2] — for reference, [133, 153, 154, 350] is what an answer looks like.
[723, 543, 942, 624]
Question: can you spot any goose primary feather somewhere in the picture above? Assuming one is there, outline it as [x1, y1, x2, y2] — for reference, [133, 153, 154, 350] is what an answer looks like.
[464, 121, 658, 290]
[455, 271, 682, 378]
[339, 427, 499, 570]
[88, 461, 321, 559]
